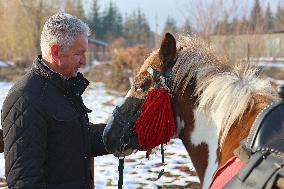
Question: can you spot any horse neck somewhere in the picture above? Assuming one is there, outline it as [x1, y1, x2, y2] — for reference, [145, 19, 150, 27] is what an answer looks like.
[174, 87, 272, 189]
[174, 100, 216, 188]
[173, 85, 214, 188]
[219, 96, 272, 167]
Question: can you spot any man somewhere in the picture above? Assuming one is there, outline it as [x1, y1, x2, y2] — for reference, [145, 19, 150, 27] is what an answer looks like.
[1, 13, 108, 189]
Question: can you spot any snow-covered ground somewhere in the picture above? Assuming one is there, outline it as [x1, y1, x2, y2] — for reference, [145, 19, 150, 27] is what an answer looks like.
[0, 81, 199, 188]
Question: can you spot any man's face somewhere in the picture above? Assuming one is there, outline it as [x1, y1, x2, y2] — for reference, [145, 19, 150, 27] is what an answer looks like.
[58, 34, 88, 78]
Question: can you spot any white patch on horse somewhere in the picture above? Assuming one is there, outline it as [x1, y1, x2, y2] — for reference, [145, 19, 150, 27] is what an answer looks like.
[125, 86, 134, 98]
[104, 116, 114, 136]
[147, 67, 154, 76]
[191, 110, 218, 189]
[174, 115, 184, 138]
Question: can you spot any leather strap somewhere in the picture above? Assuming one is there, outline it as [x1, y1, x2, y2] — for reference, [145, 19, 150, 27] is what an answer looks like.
[224, 152, 284, 189]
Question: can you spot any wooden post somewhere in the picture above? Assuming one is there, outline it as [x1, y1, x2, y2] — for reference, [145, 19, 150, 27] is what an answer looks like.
[0, 129, 3, 153]
[91, 158, 94, 189]
[247, 43, 250, 64]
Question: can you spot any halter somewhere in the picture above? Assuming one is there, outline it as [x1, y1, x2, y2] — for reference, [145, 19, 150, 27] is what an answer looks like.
[148, 66, 174, 95]
[113, 105, 142, 153]
[112, 104, 142, 189]
[143, 66, 174, 162]
[116, 66, 174, 189]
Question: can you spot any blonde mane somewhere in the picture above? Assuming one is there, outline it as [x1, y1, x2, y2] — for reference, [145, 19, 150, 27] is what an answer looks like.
[172, 35, 278, 146]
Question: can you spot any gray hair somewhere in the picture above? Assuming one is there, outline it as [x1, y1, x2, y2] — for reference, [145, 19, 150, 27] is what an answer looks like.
[40, 13, 90, 58]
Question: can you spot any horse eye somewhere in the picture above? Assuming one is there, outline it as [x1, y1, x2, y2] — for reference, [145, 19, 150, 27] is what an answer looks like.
[140, 80, 151, 91]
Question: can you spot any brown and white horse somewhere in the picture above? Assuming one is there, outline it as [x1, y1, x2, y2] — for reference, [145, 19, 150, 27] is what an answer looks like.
[103, 33, 278, 188]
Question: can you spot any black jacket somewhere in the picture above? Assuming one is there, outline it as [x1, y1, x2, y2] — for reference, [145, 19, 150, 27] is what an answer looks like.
[1, 56, 108, 189]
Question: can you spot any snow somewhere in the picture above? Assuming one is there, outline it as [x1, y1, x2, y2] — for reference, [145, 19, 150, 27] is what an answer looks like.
[0, 81, 199, 188]
[0, 60, 15, 68]
[255, 62, 284, 68]
[0, 82, 12, 180]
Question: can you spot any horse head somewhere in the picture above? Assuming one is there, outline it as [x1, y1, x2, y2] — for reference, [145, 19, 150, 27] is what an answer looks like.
[103, 33, 178, 156]
[103, 33, 278, 188]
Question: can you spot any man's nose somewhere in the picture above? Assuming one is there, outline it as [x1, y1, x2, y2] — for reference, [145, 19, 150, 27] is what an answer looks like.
[80, 56, 86, 66]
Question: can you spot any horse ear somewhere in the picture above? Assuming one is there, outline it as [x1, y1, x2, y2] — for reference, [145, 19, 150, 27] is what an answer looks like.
[159, 33, 177, 70]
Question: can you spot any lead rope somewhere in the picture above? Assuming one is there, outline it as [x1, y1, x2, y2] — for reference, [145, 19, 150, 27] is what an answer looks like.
[117, 147, 165, 189]
[157, 144, 165, 180]
[118, 154, 125, 189]
[118, 136, 127, 189]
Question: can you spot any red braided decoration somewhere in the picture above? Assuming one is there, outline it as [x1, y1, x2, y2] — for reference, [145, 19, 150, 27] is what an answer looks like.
[133, 88, 176, 158]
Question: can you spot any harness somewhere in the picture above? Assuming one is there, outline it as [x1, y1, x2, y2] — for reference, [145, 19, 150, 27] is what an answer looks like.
[116, 66, 174, 189]
[222, 86, 284, 189]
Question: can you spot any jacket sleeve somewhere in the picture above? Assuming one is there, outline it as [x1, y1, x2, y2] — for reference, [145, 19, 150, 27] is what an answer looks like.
[2, 96, 47, 189]
[89, 123, 109, 156]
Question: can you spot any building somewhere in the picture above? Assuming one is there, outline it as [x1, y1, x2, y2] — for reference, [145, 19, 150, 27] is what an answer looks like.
[87, 37, 109, 63]
[210, 32, 284, 59]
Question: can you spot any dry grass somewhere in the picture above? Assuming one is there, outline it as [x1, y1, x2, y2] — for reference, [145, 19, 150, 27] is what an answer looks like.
[262, 68, 284, 80]
[84, 63, 112, 84]
[0, 67, 26, 81]
[112, 45, 151, 75]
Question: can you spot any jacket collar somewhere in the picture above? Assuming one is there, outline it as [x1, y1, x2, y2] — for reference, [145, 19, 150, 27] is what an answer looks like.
[32, 55, 90, 97]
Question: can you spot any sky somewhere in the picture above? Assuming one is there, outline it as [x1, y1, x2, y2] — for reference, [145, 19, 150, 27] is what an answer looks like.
[84, 0, 282, 34]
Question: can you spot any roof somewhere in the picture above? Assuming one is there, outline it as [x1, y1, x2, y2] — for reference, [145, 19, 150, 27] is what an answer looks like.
[88, 38, 108, 47]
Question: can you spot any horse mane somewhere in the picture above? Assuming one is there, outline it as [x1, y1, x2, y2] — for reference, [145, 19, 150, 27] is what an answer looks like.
[136, 35, 278, 147]
[172, 35, 278, 146]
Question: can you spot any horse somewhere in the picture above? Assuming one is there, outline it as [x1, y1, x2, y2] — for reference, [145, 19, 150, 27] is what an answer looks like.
[103, 33, 279, 188]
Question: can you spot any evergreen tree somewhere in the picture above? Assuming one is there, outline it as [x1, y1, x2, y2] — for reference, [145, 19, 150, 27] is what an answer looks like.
[275, 3, 284, 31]
[180, 19, 193, 35]
[239, 16, 250, 34]
[124, 9, 154, 47]
[101, 2, 123, 41]
[249, 0, 263, 33]
[214, 12, 230, 35]
[264, 3, 274, 32]
[162, 16, 177, 35]
[231, 17, 239, 34]
[88, 0, 102, 38]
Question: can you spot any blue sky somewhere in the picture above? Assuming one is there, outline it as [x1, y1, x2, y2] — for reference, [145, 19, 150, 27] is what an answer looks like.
[84, 0, 281, 33]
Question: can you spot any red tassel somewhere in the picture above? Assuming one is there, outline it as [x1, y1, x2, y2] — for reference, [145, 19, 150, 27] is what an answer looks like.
[133, 88, 176, 158]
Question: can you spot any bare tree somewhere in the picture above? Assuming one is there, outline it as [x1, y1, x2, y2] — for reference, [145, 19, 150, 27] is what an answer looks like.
[274, 1, 284, 31]
[65, 0, 86, 21]
[184, 0, 239, 38]
[0, 0, 60, 66]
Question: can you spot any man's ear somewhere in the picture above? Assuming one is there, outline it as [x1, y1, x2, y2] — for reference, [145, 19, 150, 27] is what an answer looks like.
[50, 43, 60, 63]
